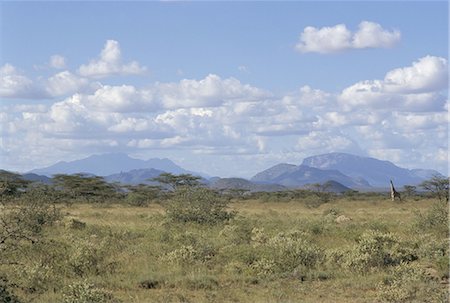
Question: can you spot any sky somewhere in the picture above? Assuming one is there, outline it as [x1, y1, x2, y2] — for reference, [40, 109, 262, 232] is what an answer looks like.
[0, 1, 448, 178]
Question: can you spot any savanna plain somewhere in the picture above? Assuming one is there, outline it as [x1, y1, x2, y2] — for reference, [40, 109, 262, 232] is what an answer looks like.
[0, 176, 448, 303]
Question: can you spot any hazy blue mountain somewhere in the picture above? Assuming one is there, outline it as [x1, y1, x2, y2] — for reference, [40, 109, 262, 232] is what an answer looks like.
[252, 164, 369, 189]
[30, 153, 198, 177]
[301, 152, 441, 187]
[210, 177, 286, 192]
[251, 163, 298, 182]
[21, 173, 53, 184]
[105, 168, 166, 185]
[319, 180, 352, 193]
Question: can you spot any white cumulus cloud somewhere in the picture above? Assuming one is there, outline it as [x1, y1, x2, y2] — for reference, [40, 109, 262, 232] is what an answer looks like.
[0, 64, 45, 99]
[339, 56, 448, 111]
[46, 71, 92, 96]
[154, 74, 269, 109]
[296, 21, 401, 54]
[383, 56, 448, 93]
[78, 40, 147, 78]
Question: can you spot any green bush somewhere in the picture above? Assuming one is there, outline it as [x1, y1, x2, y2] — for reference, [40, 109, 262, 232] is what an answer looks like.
[343, 230, 414, 271]
[0, 276, 21, 303]
[185, 275, 219, 290]
[266, 231, 323, 272]
[163, 245, 198, 265]
[0, 186, 62, 260]
[249, 229, 322, 275]
[68, 237, 117, 277]
[377, 262, 447, 303]
[251, 258, 277, 278]
[62, 280, 120, 303]
[13, 262, 54, 293]
[218, 218, 254, 245]
[163, 187, 235, 224]
[414, 200, 449, 234]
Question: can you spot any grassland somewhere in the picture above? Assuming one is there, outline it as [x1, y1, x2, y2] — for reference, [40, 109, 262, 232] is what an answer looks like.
[1, 194, 448, 303]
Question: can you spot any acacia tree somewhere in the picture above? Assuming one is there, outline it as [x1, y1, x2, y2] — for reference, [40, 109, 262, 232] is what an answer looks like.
[0, 170, 30, 198]
[123, 184, 162, 206]
[164, 187, 234, 224]
[151, 173, 202, 191]
[403, 185, 417, 198]
[52, 174, 118, 203]
[420, 175, 449, 202]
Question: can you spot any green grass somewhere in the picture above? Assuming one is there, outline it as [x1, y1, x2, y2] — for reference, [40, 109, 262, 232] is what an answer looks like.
[1, 196, 448, 303]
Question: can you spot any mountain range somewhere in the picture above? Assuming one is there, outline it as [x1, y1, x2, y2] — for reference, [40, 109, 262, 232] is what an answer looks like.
[22, 152, 442, 191]
[30, 153, 197, 177]
[301, 152, 439, 187]
[251, 163, 370, 188]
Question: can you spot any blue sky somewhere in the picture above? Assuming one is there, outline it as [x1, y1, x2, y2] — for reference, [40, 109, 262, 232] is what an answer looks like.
[0, 1, 448, 177]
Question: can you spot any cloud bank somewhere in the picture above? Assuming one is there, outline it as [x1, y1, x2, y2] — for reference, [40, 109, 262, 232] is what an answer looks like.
[1, 39, 447, 176]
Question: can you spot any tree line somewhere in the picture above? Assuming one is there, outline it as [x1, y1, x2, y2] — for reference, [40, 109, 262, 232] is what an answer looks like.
[0, 170, 448, 205]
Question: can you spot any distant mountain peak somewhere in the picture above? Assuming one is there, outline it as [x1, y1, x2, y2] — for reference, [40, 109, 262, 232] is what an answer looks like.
[302, 152, 439, 187]
[29, 153, 203, 177]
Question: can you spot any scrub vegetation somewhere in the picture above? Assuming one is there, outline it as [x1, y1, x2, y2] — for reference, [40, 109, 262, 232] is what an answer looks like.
[0, 172, 448, 303]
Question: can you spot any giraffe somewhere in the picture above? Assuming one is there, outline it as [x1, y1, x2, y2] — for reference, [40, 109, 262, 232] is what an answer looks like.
[390, 180, 401, 201]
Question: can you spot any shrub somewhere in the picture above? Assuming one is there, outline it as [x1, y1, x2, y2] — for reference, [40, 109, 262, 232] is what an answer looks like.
[250, 229, 322, 274]
[163, 242, 216, 265]
[414, 200, 449, 234]
[62, 280, 120, 303]
[266, 231, 323, 272]
[377, 262, 447, 303]
[0, 276, 21, 303]
[250, 227, 268, 247]
[13, 262, 54, 293]
[68, 237, 117, 277]
[224, 260, 247, 275]
[163, 245, 198, 265]
[125, 192, 150, 207]
[218, 218, 254, 245]
[185, 275, 219, 290]
[251, 258, 277, 278]
[343, 230, 416, 272]
[163, 187, 235, 224]
[0, 186, 61, 256]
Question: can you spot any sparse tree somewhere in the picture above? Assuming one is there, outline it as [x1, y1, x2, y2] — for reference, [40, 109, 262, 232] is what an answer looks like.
[52, 174, 117, 203]
[420, 175, 449, 203]
[0, 185, 61, 256]
[151, 173, 202, 191]
[403, 185, 417, 198]
[163, 187, 234, 224]
[0, 170, 30, 198]
[307, 182, 334, 204]
[124, 184, 162, 206]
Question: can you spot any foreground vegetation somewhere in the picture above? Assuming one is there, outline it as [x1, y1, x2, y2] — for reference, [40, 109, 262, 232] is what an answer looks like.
[0, 173, 448, 302]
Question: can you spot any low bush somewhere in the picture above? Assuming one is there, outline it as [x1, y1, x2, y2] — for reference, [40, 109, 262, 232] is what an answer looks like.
[414, 200, 448, 235]
[13, 262, 54, 294]
[377, 262, 447, 303]
[218, 218, 254, 245]
[266, 231, 323, 272]
[68, 236, 118, 277]
[185, 275, 219, 290]
[62, 280, 120, 303]
[163, 187, 235, 224]
[0, 276, 21, 303]
[0, 187, 61, 255]
[343, 230, 416, 272]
